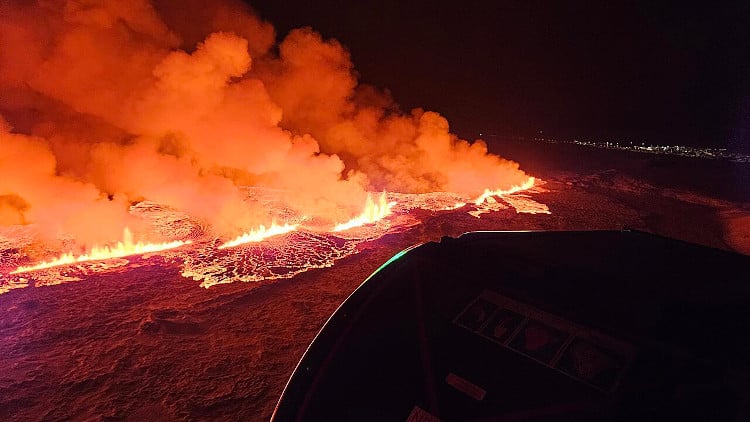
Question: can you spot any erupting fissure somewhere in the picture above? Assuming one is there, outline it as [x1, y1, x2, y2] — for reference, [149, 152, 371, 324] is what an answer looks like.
[2, 183, 551, 290]
[0, 1, 546, 284]
[473, 177, 537, 205]
[219, 223, 299, 249]
[11, 228, 190, 274]
[333, 192, 395, 232]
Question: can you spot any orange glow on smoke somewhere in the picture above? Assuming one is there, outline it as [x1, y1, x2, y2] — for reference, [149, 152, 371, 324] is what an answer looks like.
[218, 222, 299, 249]
[11, 228, 190, 274]
[473, 177, 536, 205]
[333, 192, 395, 232]
[0, 2, 543, 270]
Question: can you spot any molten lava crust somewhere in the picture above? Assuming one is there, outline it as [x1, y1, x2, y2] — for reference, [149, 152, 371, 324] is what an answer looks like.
[273, 230, 750, 422]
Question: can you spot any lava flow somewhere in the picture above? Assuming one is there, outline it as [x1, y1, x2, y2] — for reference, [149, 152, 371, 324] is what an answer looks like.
[333, 192, 395, 232]
[0, 1, 551, 292]
[219, 223, 299, 249]
[474, 177, 537, 205]
[11, 228, 190, 274]
[1, 185, 550, 292]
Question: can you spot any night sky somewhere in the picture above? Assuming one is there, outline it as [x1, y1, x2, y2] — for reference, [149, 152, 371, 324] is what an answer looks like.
[247, 1, 750, 151]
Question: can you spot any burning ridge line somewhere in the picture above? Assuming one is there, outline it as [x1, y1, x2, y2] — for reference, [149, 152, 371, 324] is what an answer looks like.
[218, 223, 299, 249]
[473, 177, 537, 205]
[333, 192, 395, 232]
[8, 181, 545, 276]
[11, 228, 191, 274]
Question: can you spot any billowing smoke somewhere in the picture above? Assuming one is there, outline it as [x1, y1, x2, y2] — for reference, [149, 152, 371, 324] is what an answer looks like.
[0, 0, 530, 245]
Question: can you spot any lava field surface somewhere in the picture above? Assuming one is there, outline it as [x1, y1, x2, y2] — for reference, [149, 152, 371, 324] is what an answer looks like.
[1, 152, 748, 420]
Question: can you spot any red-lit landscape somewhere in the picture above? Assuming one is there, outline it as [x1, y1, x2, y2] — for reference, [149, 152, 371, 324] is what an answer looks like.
[1, 1, 749, 420]
[0, 0, 537, 284]
[1, 185, 549, 293]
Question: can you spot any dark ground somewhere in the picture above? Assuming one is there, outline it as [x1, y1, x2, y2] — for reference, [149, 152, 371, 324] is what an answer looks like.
[1, 143, 748, 420]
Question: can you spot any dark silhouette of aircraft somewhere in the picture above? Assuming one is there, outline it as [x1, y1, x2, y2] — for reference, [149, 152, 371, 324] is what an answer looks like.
[273, 230, 750, 421]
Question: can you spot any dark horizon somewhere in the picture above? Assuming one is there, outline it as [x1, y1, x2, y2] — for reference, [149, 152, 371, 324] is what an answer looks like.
[246, 1, 750, 152]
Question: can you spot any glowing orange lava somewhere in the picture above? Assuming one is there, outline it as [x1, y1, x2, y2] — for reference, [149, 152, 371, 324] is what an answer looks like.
[443, 202, 467, 211]
[473, 177, 537, 205]
[333, 192, 395, 232]
[218, 222, 299, 249]
[11, 228, 190, 274]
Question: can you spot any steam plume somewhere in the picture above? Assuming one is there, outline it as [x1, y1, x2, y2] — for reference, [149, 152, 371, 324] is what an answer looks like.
[0, 0, 531, 244]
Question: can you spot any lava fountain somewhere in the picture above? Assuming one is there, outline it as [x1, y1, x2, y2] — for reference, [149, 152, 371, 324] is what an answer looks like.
[0, 1, 550, 292]
[11, 228, 191, 274]
[333, 192, 395, 232]
[219, 223, 300, 249]
[473, 177, 538, 205]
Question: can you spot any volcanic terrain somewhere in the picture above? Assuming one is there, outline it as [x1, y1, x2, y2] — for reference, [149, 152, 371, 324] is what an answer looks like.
[1, 2, 749, 420]
[1, 142, 749, 421]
